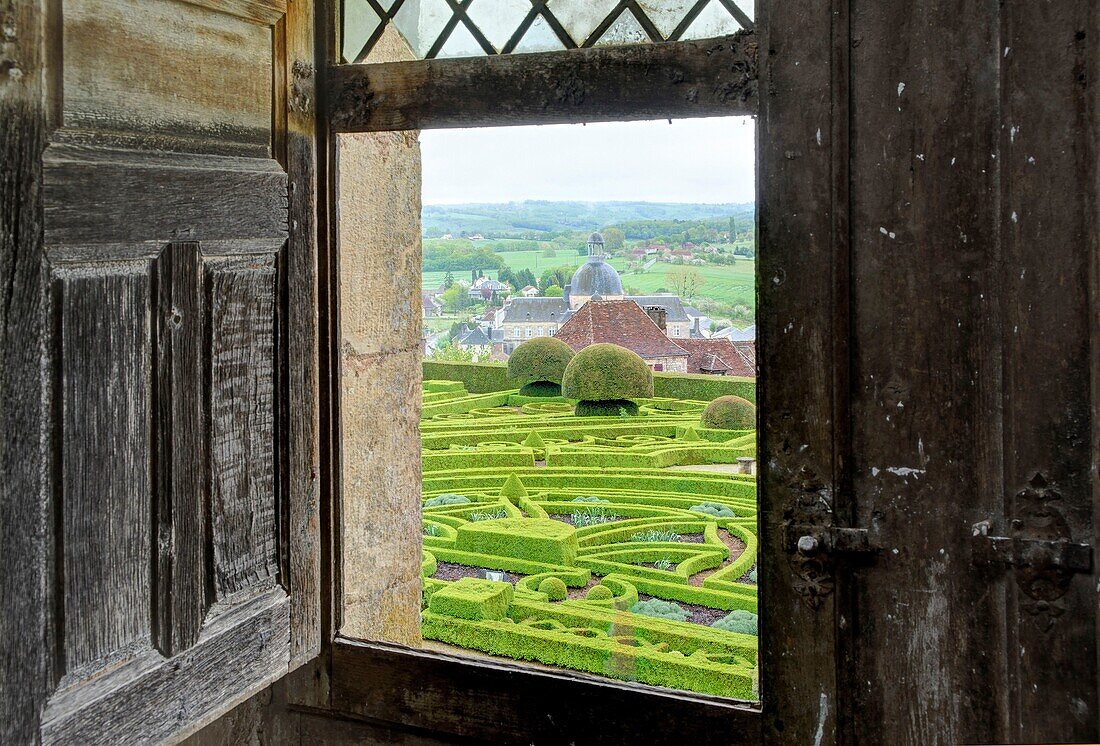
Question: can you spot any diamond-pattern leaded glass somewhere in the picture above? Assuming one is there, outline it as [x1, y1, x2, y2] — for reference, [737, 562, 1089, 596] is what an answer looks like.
[341, 0, 753, 64]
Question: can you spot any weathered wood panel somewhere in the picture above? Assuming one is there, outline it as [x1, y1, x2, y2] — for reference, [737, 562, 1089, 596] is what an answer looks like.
[42, 589, 291, 745]
[1, 0, 51, 740]
[61, 0, 274, 155]
[153, 242, 207, 656]
[757, 0, 845, 741]
[283, 0, 322, 668]
[207, 254, 279, 600]
[53, 264, 153, 674]
[998, 1, 1097, 740]
[328, 32, 758, 132]
[44, 145, 289, 244]
[847, 0, 1007, 741]
[331, 640, 762, 745]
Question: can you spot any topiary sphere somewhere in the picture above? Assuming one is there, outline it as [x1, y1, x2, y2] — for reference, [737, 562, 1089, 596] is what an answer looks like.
[586, 584, 614, 601]
[507, 338, 576, 396]
[561, 344, 653, 414]
[537, 576, 568, 601]
[701, 395, 756, 430]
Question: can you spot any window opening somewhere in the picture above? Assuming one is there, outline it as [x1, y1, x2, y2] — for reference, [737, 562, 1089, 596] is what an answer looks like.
[338, 116, 759, 702]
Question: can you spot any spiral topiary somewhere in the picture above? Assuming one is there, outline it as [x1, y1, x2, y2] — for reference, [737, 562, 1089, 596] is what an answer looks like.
[701, 395, 756, 430]
[561, 343, 653, 417]
[507, 337, 576, 397]
[586, 584, 614, 601]
[711, 609, 758, 635]
[537, 576, 568, 601]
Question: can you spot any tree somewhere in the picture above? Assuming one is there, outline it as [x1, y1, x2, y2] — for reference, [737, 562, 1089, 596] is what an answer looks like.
[441, 284, 472, 314]
[602, 227, 625, 252]
[666, 267, 706, 299]
[542, 284, 564, 297]
[498, 266, 517, 290]
[443, 271, 455, 290]
[517, 268, 537, 288]
[429, 341, 475, 362]
[539, 265, 574, 291]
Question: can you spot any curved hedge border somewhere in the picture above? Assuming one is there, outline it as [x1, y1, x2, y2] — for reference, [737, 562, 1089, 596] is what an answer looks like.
[417, 378, 760, 699]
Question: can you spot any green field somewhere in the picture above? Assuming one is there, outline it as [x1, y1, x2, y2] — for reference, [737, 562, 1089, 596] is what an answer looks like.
[423, 247, 755, 319]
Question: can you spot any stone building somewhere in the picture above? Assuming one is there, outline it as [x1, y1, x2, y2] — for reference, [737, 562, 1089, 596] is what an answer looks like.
[495, 231, 692, 352]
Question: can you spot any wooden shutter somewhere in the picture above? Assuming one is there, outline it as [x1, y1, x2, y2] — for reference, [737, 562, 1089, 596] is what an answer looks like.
[1, 0, 319, 742]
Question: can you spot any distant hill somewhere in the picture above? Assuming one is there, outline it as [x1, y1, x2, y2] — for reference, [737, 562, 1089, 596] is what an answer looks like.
[422, 200, 754, 238]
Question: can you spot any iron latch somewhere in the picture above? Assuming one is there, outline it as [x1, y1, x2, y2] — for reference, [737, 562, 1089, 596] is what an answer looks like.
[788, 525, 874, 556]
[972, 534, 1092, 573]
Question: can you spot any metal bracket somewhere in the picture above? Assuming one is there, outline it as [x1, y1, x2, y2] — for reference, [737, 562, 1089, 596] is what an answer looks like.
[972, 535, 1092, 573]
[788, 524, 874, 556]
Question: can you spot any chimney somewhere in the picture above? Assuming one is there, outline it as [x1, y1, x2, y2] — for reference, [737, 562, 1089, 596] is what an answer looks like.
[563, 283, 571, 307]
[644, 305, 667, 331]
[693, 317, 701, 336]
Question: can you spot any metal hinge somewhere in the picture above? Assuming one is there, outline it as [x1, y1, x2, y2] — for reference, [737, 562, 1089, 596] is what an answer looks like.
[788, 524, 875, 556]
[972, 534, 1092, 573]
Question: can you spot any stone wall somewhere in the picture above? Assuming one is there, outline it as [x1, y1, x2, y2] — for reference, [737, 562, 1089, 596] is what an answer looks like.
[336, 24, 423, 646]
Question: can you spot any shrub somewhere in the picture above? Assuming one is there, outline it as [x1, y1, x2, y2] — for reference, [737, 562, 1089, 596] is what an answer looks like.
[748, 568, 757, 583]
[500, 473, 529, 500]
[469, 508, 508, 522]
[422, 361, 511, 393]
[571, 496, 609, 503]
[457, 518, 579, 566]
[574, 400, 640, 417]
[428, 577, 513, 621]
[630, 598, 689, 622]
[562, 344, 653, 416]
[425, 493, 471, 507]
[630, 529, 682, 543]
[507, 337, 576, 395]
[537, 576, 568, 601]
[586, 584, 614, 601]
[700, 395, 756, 430]
[653, 372, 755, 403]
[424, 523, 443, 537]
[652, 558, 675, 572]
[690, 502, 737, 518]
[712, 609, 758, 635]
[571, 507, 622, 527]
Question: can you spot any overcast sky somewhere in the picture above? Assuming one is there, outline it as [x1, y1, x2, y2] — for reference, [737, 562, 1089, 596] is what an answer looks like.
[420, 116, 755, 205]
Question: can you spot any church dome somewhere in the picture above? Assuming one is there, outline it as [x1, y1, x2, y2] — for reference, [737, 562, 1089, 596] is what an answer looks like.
[569, 255, 623, 297]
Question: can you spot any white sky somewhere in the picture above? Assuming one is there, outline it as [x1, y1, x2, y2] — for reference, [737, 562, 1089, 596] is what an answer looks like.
[420, 116, 755, 205]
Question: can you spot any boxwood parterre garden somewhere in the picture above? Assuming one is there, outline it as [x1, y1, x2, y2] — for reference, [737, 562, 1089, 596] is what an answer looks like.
[419, 344, 759, 700]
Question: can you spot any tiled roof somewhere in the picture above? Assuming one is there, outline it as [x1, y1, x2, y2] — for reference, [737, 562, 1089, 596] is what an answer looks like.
[677, 339, 756, 377]
[627, 295, 690, 322]
[455, 326, 491, 347]
[499, 297, 569, 324]
[555, 300, 689, 360]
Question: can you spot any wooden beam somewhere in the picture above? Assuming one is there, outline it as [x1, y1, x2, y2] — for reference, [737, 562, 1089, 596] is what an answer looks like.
[330, 639, 762, 744]
[328, 33, 757, 133]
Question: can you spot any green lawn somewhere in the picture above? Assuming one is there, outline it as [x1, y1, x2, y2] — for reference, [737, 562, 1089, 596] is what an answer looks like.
[424, 248, 755, 316]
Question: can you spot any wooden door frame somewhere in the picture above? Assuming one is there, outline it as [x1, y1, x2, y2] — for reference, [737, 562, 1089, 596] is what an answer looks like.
[313, 7, 854, 742]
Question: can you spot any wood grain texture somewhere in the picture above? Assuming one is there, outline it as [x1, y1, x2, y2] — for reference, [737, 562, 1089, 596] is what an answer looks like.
[180, 0, 287, 26]
[206, 255, 279, 600]
[43, 588, 291, 745]
[62, 0, 274, 155]
[54, 264, 153, 674]
[0, 0, 50, 740]
[331, 640, 762, 745]
[153, 242, 207, 656]
[756, 0, 844, 742]
[998, 1, 1097, 740]
[846, 0, 1007, 741]
[328, 32, 758, 133]
[283, 0, 322, 669]
[44, 145, 289, 245]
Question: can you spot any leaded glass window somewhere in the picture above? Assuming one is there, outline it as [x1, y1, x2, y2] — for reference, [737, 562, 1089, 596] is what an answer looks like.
[341, 0, 753, 64]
